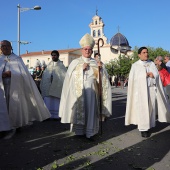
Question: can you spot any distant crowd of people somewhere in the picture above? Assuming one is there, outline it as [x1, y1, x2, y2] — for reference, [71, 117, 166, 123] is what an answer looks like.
[108, 75, 128, 89]
[0, 36, 170, 141]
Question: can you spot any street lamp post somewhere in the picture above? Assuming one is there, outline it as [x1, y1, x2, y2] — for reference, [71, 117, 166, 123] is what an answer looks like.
[17, 4, 41, 56]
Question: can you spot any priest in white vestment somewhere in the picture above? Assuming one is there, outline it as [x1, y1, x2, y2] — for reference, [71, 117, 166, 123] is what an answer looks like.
[125, 47, 170, 138]
[40, 50, 67, 119]
[0, 40, 51, 139]
[59, 34, 112, 140]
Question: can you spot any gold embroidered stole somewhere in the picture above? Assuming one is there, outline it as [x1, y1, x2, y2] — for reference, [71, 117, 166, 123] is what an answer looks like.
[74, 58, 109, 124]
[74, 62, 84, 124]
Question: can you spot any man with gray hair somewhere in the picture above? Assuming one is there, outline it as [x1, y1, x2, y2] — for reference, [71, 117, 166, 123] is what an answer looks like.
[164, 56, 170, 73]
[154, 56, 167, 70]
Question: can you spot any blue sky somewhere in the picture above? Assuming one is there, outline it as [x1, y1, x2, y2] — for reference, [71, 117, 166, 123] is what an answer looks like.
[1, 0, 170, 55]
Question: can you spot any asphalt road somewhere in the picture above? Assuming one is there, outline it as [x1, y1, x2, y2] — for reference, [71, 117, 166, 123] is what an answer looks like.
[0, 87, 170, 170]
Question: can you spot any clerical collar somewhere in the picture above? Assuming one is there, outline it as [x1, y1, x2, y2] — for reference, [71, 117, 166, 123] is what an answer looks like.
[52, 59, 58, 62]
[4, 54, 11, 62]
[82, 56, 91, 63]
[140, 59, 149, 63]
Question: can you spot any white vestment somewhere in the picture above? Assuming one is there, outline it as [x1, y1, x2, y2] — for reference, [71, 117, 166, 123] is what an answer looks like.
[0, 53, 51, 131]
[40, 60, 66, 118]
[125, 60, 170, 131]
[59, 56, 112, 138]
[44, 96, 60, 119]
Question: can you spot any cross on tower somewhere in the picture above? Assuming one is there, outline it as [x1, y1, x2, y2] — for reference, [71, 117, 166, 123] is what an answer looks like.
[96, 7, 98, 15]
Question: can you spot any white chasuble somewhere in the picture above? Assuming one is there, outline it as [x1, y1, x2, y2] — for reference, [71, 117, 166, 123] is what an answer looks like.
[0, 54, 51, 131]
[125, 60, 170, 130]
[59, 56, 112, 137]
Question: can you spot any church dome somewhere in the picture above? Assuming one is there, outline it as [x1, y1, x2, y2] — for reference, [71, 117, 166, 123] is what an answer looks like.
[110, 33, 129, 46]
[110, 32, 131, 54]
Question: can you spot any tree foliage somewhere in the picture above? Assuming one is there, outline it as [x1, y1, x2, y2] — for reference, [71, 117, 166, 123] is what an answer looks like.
[105, 46, 170, 77]
[132, 46, 170, 61]
[105, 54, 132, 77]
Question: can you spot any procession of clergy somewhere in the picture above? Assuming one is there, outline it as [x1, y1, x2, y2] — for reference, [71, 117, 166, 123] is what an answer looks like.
[0, 33, 170, 140]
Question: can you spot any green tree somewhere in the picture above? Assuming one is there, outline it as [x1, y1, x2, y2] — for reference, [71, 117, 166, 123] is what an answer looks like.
[105, 55, 132, 77]
[132, 46, 170, 62]
[105, 46, 170, 77]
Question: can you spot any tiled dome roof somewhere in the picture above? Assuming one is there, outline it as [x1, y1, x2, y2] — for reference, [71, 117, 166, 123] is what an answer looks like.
[110, 33, 129, 46]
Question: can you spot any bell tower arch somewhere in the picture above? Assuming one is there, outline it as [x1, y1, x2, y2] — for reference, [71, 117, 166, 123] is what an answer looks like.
[89, 12, 108, 47]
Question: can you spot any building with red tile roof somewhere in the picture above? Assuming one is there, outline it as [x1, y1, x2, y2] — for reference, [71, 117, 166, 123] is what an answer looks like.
[21, 13, 132, 69]
[21, 48, 81, 68]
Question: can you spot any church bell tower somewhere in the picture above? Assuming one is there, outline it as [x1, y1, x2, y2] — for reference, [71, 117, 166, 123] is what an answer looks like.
[89, 10, 108, 47]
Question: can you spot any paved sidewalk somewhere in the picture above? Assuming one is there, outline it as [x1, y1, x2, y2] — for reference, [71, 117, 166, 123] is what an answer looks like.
[0, 87, 170, 170]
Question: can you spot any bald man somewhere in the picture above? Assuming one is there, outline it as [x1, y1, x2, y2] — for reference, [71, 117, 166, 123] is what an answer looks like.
[0, 40, 50, 139]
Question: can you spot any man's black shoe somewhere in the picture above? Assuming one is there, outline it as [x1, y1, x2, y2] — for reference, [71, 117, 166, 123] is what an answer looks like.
[141, 131, 150, 138]
[87, 136, 95, 142]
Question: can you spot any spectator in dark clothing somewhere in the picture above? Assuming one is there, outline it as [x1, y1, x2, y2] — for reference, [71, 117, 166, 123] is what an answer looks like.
[164, 56, 170, 73]
[120, 75, 125, 89]
[124, 77, 128, 87]
[114, 76, 119, 87]
[109, 76, 112, 86]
